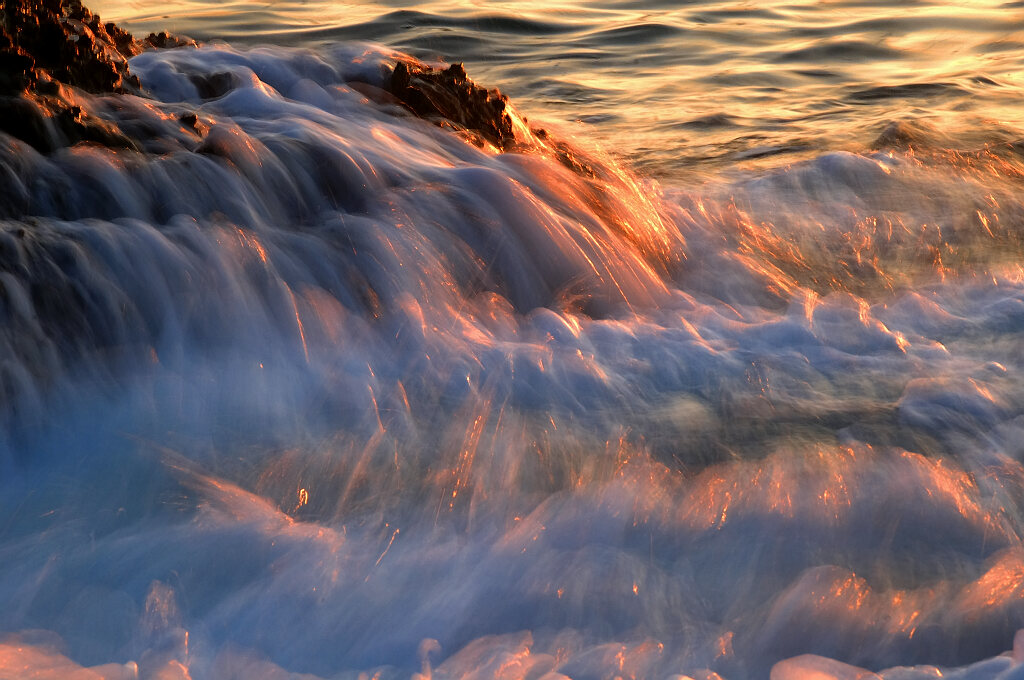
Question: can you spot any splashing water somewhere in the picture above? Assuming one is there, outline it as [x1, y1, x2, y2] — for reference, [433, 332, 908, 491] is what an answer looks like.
[5, 5, 1024, 680]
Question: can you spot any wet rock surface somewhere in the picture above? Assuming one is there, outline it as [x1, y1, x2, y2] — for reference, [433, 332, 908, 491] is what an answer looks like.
[388, 60, 516, 150]
[0, 0, 528, 158]
[382, 58, 602, 178]
[0, 0, 194, 150]
[380, 58, 608, 179]
[0, 0, 138, 96]
[0, 0, 555, 164]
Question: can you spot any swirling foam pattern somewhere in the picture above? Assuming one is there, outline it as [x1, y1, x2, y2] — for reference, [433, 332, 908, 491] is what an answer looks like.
[3, 33, 1024, 680]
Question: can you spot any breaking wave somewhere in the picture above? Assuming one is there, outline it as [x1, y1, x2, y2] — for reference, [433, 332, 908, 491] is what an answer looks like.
[4, 41, 1024, 680]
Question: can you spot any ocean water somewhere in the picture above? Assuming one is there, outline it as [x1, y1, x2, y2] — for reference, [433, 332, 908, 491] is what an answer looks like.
[4, 1, 1024, 679]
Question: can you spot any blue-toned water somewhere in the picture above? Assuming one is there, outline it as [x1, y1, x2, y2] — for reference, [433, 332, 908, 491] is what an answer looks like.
[4, 2, 1024, 679]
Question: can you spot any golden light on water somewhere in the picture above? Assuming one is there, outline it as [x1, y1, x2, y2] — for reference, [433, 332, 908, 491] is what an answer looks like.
[10, 0, 1024, 676]
[89, 0, 1024, 176]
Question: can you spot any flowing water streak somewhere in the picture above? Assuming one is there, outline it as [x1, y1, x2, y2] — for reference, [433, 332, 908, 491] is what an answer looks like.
[4, 2, 1024, 679]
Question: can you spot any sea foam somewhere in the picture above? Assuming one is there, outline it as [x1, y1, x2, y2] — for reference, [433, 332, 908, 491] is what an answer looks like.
[2, 41, 1024, 680]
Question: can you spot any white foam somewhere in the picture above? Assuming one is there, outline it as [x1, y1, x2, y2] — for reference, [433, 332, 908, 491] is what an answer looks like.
[2, 41, 1024, 680]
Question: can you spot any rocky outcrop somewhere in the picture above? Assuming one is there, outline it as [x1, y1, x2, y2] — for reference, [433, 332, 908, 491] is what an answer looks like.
[383, 59, 604, 178]
[0, 0, 539, 160]
[388, 61, 516, 150]
[0, 0, 194, 150]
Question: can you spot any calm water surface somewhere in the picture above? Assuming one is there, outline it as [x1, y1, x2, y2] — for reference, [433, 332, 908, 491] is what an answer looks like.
[96, 0, 1024, 174]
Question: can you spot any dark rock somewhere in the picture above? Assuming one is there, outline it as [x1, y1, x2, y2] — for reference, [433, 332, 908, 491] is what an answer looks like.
[382, 58, 604, 178]
[189, 71, 239, 100]
[1, 0, 142, 95]
[0, 0, 194, 150]
[0, 97, 53, 151]
[0, 90, 134, 151]
[143, 30, 194, 49]
[387, 60, 516, 150]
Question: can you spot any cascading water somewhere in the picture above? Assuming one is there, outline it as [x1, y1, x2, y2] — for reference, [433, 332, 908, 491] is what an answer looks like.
[4, 10, 1024, 680]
